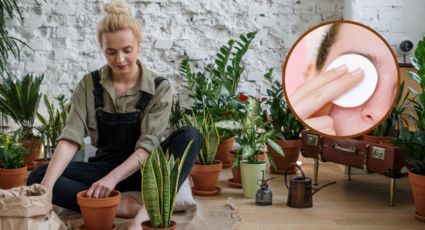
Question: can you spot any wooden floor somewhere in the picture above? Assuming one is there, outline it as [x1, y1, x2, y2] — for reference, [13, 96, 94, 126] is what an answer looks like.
[194, 161, 425, 230]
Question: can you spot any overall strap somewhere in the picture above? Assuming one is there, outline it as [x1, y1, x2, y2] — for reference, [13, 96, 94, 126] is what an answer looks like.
[91, 70, 104, 109]
[136, 77, 167, 111]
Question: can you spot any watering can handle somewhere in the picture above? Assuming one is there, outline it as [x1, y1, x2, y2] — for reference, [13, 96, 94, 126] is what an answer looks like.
[284, 163, 306, 189]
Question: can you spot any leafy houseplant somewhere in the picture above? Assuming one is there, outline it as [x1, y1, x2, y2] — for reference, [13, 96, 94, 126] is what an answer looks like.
[264, 69, 304, 174]
[0, 74, 44, 169]
[395, 35, 425, 222]
[140, 141, 192, 229]
[0, 131, 27, 189]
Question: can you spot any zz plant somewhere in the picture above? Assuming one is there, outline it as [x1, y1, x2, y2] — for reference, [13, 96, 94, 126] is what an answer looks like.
[140, 141, 192, 228]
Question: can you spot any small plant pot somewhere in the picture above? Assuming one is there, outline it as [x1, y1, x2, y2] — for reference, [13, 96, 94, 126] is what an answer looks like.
[267, 139, 301, 175]
[241, 160, 266, 198]
[141, 220, 176, 230]
[215, 137, 235, 168]
[190, 160, 222, 194]
[32, 158, 50, 168]
[409, 170, 425, 222]
[21, 138, 42, 170]
[78, 224, 117, 230]
[227, 166, 243, 189]
[77, 190, 121, 230]
[0, 165, 27, 189]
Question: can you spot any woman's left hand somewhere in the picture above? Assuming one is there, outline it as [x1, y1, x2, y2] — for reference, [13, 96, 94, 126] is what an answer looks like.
[86, 174, 119, 198]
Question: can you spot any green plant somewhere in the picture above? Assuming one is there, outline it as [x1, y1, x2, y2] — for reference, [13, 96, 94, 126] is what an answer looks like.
[264, 68, 303, 140]
[217, 97, 283, 167]
[36, 94, 70, 152]
[0, 74, 44, 138]
[184, 113, 219, 165]
[140, 141, 193, 228]
[0, 131, 26, 169]
[180, 32, 256, 125]
[169, 96, 185, 130]
[395, 35, 425, 175]
[371, 81, 412, 137]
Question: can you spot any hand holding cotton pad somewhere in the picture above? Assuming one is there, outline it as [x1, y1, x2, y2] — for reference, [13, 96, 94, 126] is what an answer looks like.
[325, 54, 378, 108]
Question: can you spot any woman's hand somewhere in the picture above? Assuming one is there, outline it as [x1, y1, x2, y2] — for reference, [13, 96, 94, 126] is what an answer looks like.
[86, 174, 119, 198]
[289, 65, 364, 134]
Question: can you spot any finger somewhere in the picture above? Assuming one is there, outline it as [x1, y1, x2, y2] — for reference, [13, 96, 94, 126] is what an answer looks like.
[305, 116, 336, 136]
[86, 185, 95, 198]
[293, 68, 364, 119]
[92, 185, 101, 198]
[290, 65, 348, 105]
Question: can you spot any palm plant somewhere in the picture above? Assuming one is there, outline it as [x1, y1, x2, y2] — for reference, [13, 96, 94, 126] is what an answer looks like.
[0, 74, 44, 138]
[140, 141, 192, 228]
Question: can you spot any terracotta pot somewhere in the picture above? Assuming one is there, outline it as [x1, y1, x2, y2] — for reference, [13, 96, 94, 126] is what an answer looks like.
[32, 158, 50, 168]
[77, 190, 121, 230]
[408, 170, 425, 222]
[78, 224, 117, 230]
[190, 160, 222, 191]
[267, 139, 301, 175]
[141, 220, 176, 230]
[231, 166, 242, 184]
[21, 138, 42, 170]
[362, 135, 395, 144]
[215, 137, 235, 168]
[0, 165, 27, 189]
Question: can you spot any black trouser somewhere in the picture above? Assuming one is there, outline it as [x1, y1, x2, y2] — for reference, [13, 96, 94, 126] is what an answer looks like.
[27, 126, 202, 212]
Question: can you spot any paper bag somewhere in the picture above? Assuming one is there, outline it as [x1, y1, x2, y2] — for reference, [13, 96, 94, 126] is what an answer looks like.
[0, 184, 67, 230]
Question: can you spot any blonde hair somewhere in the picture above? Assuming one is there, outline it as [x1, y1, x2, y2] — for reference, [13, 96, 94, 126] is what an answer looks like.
[97, 0, 142, 46]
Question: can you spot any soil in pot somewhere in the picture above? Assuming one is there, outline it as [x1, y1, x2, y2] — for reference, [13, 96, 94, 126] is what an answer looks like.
[0, 165, 27, 189]
[77, 190, 121, 230]
[141, 220, 176, 230]
[190, 160, 222, 194]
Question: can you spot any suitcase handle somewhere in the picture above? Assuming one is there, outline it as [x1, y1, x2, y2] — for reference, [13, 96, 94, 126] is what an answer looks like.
[332, 144, 356, 153]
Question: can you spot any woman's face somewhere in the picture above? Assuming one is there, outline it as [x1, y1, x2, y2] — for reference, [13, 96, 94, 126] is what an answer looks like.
[316, 24, 398, 136]
[101, 29, 140, 76]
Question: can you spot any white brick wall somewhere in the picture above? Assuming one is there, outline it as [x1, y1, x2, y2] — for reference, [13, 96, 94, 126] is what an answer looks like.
[5, 0, 343, 112]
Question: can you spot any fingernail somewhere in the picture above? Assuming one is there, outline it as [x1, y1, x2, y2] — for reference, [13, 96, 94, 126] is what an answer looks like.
[335, 65, 347, 73]
[350, 68, 364, 78]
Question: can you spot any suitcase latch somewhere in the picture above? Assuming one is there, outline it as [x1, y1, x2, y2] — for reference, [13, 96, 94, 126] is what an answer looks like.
[371, 146, 385, 160]
[306, 134, 318, 146]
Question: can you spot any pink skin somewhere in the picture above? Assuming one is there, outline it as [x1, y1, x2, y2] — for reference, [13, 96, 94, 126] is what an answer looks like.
[314, 24, 398, 136]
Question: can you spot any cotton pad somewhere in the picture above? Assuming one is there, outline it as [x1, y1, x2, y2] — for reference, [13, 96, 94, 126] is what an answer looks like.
[325, 54, 378, 108]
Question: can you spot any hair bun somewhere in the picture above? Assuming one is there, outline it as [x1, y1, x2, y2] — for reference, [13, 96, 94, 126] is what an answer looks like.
[104, 0, 131, 15]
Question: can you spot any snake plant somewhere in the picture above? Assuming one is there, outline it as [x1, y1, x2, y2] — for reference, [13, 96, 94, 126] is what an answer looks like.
[184, 113, 219, 165]
[140, 141, 193, 228]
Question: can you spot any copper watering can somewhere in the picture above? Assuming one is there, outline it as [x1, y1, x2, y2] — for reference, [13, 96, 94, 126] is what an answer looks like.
[285, 163, 335, 208]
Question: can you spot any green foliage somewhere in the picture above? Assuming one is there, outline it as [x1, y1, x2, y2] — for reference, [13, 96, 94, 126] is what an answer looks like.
[36, 94, 70, 151]
[140, 141, 192, 228]
[180, 32, 256, 126]
[371, 81, 412, 137]
[395, 35, 425, 175]
[0, 74, 44, 137]
[264, 68, 303, 140]
[184, 113, 219, 165]
[0, 131, 26, 169]
[169, 96, 185, 130]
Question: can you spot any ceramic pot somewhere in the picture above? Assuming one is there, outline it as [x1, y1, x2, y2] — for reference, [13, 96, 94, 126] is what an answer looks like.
[0, 165, 27, 189]
[215, 137, 235, 168]
[409, 170, 425, 222]
[190, 160, 222, 193]
[267, 139, 301, 175]
[241, 160, 266, 198]
[141, 220, 176, 230]
[77, 190, 121, 230]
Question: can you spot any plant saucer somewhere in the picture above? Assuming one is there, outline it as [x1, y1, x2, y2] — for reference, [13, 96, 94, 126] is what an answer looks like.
[415, 212, 425, 222]
[227, 178, 242, 189]
[191, 186, 221, 196]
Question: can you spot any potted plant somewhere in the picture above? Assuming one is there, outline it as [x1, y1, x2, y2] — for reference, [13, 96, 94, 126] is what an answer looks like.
[264, 69, 304, 175]
[395, 36, 425, 222]
[0, 74, 44, 169]
[180, 32, 256, 168]
[0, 131, 27, 189]
[140, 141, 192, 230]
[185, 113, 222, 196]
[222, 97, 282, 198]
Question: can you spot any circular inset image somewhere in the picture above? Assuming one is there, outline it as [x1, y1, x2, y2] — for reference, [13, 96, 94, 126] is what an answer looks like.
[283, 21, 400, 138]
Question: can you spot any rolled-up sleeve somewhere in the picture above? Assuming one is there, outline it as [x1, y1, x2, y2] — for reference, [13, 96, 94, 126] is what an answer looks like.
[58, 79, 88, 148]
[136, 80, 172, 153]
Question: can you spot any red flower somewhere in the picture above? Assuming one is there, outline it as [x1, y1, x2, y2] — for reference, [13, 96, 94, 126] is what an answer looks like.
[238, 94, 248, 102]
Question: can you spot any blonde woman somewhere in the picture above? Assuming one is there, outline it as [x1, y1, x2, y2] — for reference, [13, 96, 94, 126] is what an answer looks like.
[27, 0, 202, 228]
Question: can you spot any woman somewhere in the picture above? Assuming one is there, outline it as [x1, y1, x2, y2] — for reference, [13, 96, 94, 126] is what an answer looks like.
[285, 22, 398, 137]
[27, 0, 202, 228]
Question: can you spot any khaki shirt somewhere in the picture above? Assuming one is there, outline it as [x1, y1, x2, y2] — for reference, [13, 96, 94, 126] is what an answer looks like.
[58, 61, 172, 153]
